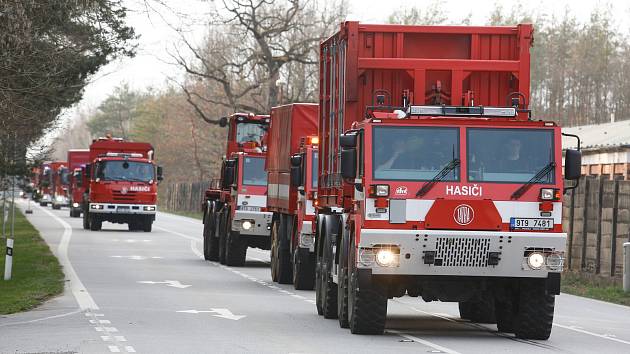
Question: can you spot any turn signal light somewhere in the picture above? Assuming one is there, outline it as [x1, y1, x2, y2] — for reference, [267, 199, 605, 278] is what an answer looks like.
[369, 184, 389, 197]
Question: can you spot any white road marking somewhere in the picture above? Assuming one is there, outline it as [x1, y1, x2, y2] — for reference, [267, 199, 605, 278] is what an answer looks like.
[177, 308, 246, 320]
[388, 330, 462, 354]
[90, 319, 111, 324]
[85, 313, 105, 317]
[95, 326, 119, 333]
[554, 323, 630, 345]
[115, 336, 127, 342]
[125, 346, 136, 353]
[110, 255, 163, 260]
[137, 280, 191, 288]
[0, 309, 83, 327]
[36, 205, 99, 310]
[108, 345, 121, 352]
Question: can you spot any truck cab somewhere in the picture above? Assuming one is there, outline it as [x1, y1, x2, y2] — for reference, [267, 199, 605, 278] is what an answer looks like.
[83, 138, 162, 232]
[202, 113, 272, 266]
[67, 149, 90, 217]
[38, 163, 52, 206]
[50, 161, 69, 209]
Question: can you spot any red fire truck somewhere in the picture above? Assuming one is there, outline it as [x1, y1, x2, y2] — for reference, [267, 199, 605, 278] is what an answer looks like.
[50, 161, 70, 210]
[82, 137, 162, 232]
[67, 149, 90, 217]
[202, 113, 272, 266]
[37, 162, 52, 206]
[266, 103, 319, 289]
[314, 22, 581, 340]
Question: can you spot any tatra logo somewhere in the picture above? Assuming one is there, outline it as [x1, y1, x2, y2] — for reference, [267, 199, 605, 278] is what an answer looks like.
[395, 186, 408, 195]
[130, 186, 150, 192]
[446, 184, 482, 196]
[453, 204, 474, 226]
[120, 187, 128, 194]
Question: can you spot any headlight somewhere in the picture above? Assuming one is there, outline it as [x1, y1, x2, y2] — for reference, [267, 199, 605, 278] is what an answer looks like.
[143, 206, 156, 211]
[375, 248, 399, 267]
[56, 196, 64, 201]
[370, 184, 389, 197]
[72, 203, 79, 208]
[90, 204, 104, 210]
[540, 188, 559, 201]
[527, 252, 545, 270]
[546, 253, 564, 271]
[242, 220, 252, 230]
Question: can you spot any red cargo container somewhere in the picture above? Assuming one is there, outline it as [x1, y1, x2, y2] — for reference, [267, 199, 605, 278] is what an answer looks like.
[266, 103, 318, 213]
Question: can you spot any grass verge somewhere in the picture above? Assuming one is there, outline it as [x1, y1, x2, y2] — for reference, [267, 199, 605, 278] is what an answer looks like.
[164, 209, 204, 220]
[0, 206, 64, 314]
[561, 271, 630, 307]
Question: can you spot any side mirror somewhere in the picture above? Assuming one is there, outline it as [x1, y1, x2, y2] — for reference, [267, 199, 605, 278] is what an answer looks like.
[223, 166, 235, 188]
[219, 117, 228, 127]
[85, 164, 92, 179]
[564, 149, 582, 180]
[157, 166, 164, 181]
[290, 154, 302, 167]
[340, 133, 357, 149]
[340, 148, 357, 179]
[290, 166, 302, 187]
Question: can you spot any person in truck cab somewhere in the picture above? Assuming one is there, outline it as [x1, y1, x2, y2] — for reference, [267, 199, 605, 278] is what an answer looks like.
[375, 135, 425, 170]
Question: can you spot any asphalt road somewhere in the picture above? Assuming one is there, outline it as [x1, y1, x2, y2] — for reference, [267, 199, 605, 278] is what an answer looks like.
[2, 200, 630, 354]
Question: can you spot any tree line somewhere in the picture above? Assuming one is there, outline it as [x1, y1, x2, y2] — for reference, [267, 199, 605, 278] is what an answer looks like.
[0, 0, 136, 178]
[56, 1, 630, 184]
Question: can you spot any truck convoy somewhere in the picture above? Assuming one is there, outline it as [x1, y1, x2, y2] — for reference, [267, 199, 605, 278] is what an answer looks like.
[202, 113, 272, 266]
[50, 161, 70, 210]
[312, 22, 581, 340]
[266, 103, 320, 289]
[67, 149, 90, 217]
[82, 137, 162, 232]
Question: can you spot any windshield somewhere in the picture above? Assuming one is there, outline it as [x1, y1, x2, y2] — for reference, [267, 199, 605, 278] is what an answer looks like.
[95, 161, 155, 182]
[372, 126, 459, 181]
[242, 157, 267, 186]
[236, 122, 266, 145]
[311, 151, 318, 188]
[467, 128, 555, 183]
[60, 168, 70, 185]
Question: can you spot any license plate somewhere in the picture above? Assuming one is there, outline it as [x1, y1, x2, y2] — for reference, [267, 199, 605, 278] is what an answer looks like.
[239, 206, 261, 212]
[510, 217, 553, 231]
[117, 206, 130, 210]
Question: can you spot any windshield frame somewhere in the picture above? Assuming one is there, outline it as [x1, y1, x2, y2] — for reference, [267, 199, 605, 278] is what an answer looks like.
[466, 127, 556, 185]
[241, 156, 267, 186]
[94, 160, 156, 183]
[311, 150, 318, 188]
[370, 125, 461, 182]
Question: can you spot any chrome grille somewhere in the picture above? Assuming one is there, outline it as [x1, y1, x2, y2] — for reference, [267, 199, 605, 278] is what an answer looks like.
[435, 237, 491, 267]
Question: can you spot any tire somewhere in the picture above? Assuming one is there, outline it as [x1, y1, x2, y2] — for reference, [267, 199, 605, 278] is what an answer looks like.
[293, 248, 315, 290]
[320, 216, 338, 319]
[83, 210, 90, 230]
[89, 215, 102, 231]
[52, 204, 61, 210]
[218, 210, 228, 264]
[347, 240, 388, 335]
[270, 218, 280, 282]
[271, 216, 293, 284]
[40, 202, 47, 207]
[128, 222, 138, 231]
[514, 279, 555, 340]
[459, 296, 496, 323]
[203, 209, 219, 261]
[315, 216, 324, 315]
[337, 226, 350, 328]
[142, 217, 152, 232]
[225, 230, 247, 266]
[495, 297, 516, 333]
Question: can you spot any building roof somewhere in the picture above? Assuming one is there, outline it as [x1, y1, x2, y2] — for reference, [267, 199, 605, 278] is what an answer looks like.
[562, 120, 630, 150]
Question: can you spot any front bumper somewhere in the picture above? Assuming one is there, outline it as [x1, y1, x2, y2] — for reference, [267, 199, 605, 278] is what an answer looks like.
[53, 196, 69, 206]
[41, 194, 52, 202]
[358, 229, 566, 278]
[89, 203, 157, 215]
[231, 210, 272, 236]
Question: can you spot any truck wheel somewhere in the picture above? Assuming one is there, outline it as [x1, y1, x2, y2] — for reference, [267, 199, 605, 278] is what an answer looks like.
[337, 228, 350, 328]
[225, 230, 247, 266]
[293, 248, 315, 290]
[495, 297, 516, 333]
[271, 217, 293, 283]
[52, 204, 61, 210]
[203, 211, 219, 261]
[83, 210, 90, 230]
[514, 279, 555, 340]
[218, 211, 228, 265]
[142, 218, 152, 232]
[347, 265, 387, 334]
[89, 215, 102, 231]
[458, 296, 496, 323]
[40, 202, 47, 207]
[319, 219, 338, 319]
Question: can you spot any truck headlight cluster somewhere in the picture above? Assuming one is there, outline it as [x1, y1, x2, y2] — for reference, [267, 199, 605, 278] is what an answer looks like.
[524, 249, 564, 271]
[90, 204, 104, 210]
[143, 206, 156, 211]
[72, 203, 79, 208]
[539, 188, 560, 201]
[369, 184, 390, 197]
[241, 220, 253, 230]
[359, 245, 400, 267]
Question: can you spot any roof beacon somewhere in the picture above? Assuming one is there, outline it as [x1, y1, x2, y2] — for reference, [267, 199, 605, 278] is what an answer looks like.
[407, 105, 517, 118]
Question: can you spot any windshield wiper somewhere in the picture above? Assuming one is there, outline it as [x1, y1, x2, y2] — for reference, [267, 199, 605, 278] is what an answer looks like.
[510, 162, 555, 200]
[416, 158, 460, 197]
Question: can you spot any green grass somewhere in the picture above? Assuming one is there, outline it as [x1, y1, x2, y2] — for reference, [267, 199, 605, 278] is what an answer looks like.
[561, 271, 630, 307]
[0, 206, 64, 314]
[164, 209, 204, 220]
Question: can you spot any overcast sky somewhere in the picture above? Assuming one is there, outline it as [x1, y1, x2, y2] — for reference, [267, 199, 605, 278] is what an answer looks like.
[58, 0, 630, 128]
